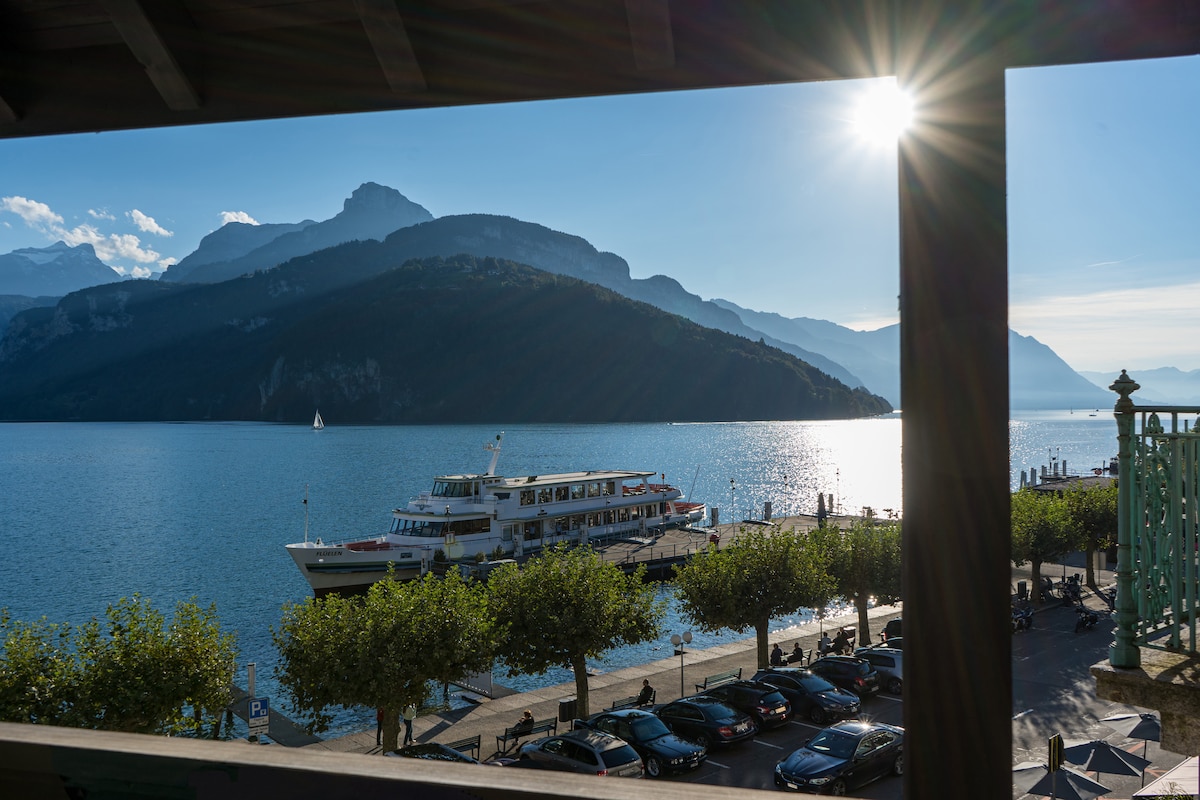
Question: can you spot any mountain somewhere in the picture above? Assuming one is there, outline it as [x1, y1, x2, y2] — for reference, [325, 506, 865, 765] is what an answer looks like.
[0, 242, 123, 296]
[1080, 367, 1200, 405]
[159, 182, 433, 284]
[0, 249, 891, 423]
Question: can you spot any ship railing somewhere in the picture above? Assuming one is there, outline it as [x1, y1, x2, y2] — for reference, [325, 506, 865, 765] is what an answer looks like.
[1111, 372, 1200, 667]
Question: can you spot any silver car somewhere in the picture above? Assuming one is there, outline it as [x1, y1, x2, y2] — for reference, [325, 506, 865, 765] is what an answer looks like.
[856, 647, 903, 695]
[518, 728, 644, 778]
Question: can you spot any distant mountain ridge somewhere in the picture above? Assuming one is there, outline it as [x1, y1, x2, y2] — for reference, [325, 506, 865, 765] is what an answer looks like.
[1080, 367, 1200, 406]
[0, 242, 123, 296]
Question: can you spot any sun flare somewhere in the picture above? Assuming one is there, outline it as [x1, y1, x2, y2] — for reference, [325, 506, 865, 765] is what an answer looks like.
[850, 83, 914, 146]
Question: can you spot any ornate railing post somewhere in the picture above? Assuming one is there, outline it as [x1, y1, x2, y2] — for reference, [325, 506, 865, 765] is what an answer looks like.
[1110, 369, 1140, 668]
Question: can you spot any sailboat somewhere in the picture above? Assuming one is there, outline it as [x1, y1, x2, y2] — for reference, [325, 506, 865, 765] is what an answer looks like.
[312, 409, 325, 430]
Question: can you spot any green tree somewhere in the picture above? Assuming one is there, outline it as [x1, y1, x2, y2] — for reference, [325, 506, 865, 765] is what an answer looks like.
[672, 528, 834, 670]
[813, 517, 902, 644]
[487, 544, 664, 719]
[1011, 488, 1081, 605]
[1063, 482, 1118, 590]
[274, 570, 493, 750]
[0, 596, 237, 737]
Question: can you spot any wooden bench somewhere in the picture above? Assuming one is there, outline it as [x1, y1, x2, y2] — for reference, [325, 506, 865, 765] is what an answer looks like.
[787, 648, 813, 666]
[695, 668, 742, 693]
[608, 689, 655, 711]
[496, 718, 557, 754]
[446, 734, 481, 761]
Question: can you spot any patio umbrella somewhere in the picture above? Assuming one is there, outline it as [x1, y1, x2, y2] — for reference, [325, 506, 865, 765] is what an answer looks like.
[1013, 761, 1112, 800]
[1064, 738, 1151, 780]
[1102, 713, 1161, 759]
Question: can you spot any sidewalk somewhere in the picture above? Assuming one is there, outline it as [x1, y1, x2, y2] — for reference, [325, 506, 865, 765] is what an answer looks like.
[304, 553, 1116, 759]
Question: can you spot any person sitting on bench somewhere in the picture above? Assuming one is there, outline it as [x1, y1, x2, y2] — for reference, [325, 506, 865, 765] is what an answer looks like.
[636, 679, 655, 706]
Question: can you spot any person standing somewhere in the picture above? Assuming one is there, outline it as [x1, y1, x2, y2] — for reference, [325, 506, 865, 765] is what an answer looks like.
[402, 704, 416, 746]
[375, 708, 384, 746]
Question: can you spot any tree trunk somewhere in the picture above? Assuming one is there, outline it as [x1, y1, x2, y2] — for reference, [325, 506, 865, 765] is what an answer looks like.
[1031, 558, 1044, 606]
[380, 707, 400, 753]
[1085, 535, 1099, 590]
[856, 594, 871, 646]
[756, 618, 770, 669]
[571, 653, 591, 719]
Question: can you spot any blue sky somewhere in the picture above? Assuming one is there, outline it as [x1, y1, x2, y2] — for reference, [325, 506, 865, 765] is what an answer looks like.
[2, 56, 1197, 375]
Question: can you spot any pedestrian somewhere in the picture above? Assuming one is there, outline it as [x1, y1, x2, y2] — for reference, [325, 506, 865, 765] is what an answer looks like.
[832, 627, 849, 655]
[402, 704, 416, 746]
[818, 632, 832, 656]
[636, 678, 655, 706]
[770, 642, 784, 666]
[375, 707, 384, 746]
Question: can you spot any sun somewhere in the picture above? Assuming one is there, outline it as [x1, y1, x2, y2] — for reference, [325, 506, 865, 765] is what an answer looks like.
[850, 82, 914, 146]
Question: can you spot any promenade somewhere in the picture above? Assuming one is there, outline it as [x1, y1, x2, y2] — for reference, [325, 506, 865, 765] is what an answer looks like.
[302, 552, 1114, 760]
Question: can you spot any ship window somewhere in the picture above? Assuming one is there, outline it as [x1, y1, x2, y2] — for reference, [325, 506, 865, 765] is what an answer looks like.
[603, 481, 616, 496]
[538, 488, 553, 503]
[587, 483, 600, 498]
[571, 484, 585, 500]
[502, 524, 516, 541]
[555, 486, 569, 501]
[618, 508, 630, 522]
[520, 489, 535, 506]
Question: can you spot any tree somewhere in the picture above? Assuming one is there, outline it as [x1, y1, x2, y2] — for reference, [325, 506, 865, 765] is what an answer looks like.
[0, 595, 237, 737]
[672, 528, 835, 670]
[1063, 482, 1118, 590]
[1011, 488, 1081, 605]
[274, 570, 493, 750]
[812, 517, 902, 644]
[486, 544, 664, 719]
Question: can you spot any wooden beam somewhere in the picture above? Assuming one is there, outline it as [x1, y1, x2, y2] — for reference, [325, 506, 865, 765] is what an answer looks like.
[353, 0, 427, 94]
[625, 0, 675, 71]
[99, 0, 200, 111]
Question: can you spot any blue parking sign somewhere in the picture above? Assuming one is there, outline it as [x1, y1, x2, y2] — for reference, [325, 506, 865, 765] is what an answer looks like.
[249, 697, 269, 736]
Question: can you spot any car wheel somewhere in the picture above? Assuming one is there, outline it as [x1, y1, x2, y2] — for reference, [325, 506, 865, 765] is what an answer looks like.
[809, 705, 827, 724]
[694, 732, 714, 749]
[892, 753, 904, 776]
[886, 677, 902, 695]
[828, 777, 848, 795]
[645, 755, 663, 778]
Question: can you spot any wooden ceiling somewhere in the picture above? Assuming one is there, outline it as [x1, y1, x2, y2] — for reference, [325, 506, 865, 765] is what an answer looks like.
[2, 1, 1198, 141]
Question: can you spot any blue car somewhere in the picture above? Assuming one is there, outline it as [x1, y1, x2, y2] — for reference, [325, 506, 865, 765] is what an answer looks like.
[774, 720, 904, 794]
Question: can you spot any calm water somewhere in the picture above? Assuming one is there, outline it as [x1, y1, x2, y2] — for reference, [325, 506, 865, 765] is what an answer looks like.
[0, 411, 1120, 737]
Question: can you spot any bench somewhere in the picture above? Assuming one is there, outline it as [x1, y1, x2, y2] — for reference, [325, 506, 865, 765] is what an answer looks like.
[695, 668, 742, 693]
[446, 734, 481, 761]
[608, 689, 655, 711]
[496, 717, 557, 754]
[787, 648, 813, 666]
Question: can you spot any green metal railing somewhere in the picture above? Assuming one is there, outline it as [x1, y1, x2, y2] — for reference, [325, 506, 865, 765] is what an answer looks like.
[1111, 370, 1200, 667]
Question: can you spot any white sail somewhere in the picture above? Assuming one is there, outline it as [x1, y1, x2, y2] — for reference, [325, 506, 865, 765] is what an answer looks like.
[313, 410, 325, 430]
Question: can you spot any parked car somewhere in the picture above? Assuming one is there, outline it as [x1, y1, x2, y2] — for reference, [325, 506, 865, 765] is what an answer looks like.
[808, 655, 881, 698]
[749, 668, 861, 724]
[516, 728, 644, 778]
[882, 617, 902, 643]
[774, 720, 905, 794]
[385, 742, 516, 766]
[575, 708, 707, 778]
[653, 696, 758, 748]
[855, 647, 903, 694]
[860, 635, 903, 651]
[699, 680, 792, 729]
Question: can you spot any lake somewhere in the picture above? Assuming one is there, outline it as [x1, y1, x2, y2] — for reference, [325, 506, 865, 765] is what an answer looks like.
[0, 410, 1120, 737]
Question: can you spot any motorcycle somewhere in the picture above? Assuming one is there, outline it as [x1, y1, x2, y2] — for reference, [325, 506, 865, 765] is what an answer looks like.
[1011, 603, 1034, 633]
[1062, 574, 1083, 606]
[1074, 602, 1100, 633]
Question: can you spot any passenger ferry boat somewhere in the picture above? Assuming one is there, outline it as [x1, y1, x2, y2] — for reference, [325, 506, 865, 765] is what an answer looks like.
[286, 434, 706, 594]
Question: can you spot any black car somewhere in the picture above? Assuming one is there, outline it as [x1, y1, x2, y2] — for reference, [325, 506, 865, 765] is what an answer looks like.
[699, 680, 792, 728]
[750, 668, 861, 724]
[576, 708, 707, 778]
[882, 617, 902, 643]
[808, 655, 881, 698]
[774, 720, 904, 794]
[653, 696, 758, 748]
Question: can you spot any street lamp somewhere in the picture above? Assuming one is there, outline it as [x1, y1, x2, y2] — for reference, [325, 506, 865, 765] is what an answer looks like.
[670, 631, 693, 698]
[729, 478, 736, 524]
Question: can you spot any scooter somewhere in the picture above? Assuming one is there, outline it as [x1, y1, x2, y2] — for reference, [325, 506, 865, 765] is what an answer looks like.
[1011, 603, 1034, 633]
[1062, 574, 1083, 606]
[1074, 602, 1100, 633]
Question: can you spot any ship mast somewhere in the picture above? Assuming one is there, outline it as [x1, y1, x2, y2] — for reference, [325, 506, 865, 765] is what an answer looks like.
[484, 432, 504, 476]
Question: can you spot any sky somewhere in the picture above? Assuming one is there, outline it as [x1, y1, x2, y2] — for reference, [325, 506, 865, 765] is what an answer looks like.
[2, 55, 1198, 375]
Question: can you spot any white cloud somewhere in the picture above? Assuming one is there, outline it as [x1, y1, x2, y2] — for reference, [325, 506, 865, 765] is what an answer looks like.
[1, 196, 63, 228]
[129, 209, 173, 237]
[88, 208, 116, 221]
[220, 210, 259, 225]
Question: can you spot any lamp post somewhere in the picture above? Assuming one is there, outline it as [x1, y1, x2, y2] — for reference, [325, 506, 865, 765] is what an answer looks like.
[783, 474, 788, 517]
[670, 631, 693, 698]
[729, 479, 736, 524]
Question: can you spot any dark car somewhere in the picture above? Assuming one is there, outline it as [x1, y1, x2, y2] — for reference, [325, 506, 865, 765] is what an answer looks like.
[750, 668, 861, 724]
[808, 655, 881, 698]
[385, 742, 513, 766]
[699, 680, 792, 729]
[576, 708, 707, 778]
[774, 720, 904, 794]
[882, 617, 902, 643]
[517, 728, 644, 778]
[653, 696, 758, 748]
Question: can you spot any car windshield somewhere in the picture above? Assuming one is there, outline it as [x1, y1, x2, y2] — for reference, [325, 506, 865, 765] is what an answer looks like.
[630, 716, 672, 740]
[761, 690, 787, 705]
[600, 744, 641, 767]
[799, 674, 838, 692]
[806, 729, 857, 759]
